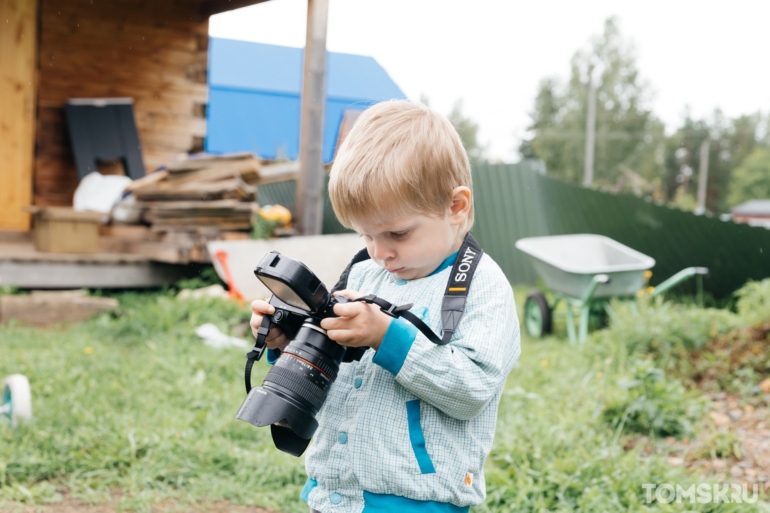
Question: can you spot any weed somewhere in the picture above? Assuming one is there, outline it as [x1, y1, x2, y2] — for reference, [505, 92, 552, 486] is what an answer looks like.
[603, 360, 707, 439]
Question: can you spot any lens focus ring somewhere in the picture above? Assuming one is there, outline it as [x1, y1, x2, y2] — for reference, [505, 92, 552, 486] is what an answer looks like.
[283, 347, 338, 380]
[265, 364, 327, 412]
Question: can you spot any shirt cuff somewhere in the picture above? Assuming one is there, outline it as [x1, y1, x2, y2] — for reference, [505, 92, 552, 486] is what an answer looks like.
[372, 316, 417, 376]
[266, 348, 281, 365]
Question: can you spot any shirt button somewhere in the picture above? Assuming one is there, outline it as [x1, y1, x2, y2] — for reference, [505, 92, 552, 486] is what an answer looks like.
[338, 432, 347, 444]
[330, 492, 342, 504]
[354, 377, 362, 389]
[395, 279, 407, 285]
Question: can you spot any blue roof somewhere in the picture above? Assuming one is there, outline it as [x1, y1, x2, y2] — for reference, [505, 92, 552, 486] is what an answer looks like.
[208, 38, 405, 101]
[206, 38, 406, 162]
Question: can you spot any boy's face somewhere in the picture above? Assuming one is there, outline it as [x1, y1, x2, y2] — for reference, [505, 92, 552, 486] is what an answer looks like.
[352, 188, 471, 280]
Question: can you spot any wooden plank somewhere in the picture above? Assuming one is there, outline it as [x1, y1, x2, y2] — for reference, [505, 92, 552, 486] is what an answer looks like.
[258, 161, 300, 185]
[200, 0, 269, 17]
[0, 0, 38, 230]
[0, 259, 192, 288]
[0, 292, 119, 326]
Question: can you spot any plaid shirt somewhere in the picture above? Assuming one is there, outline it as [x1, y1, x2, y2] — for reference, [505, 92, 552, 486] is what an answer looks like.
[303, 252, 521, 513]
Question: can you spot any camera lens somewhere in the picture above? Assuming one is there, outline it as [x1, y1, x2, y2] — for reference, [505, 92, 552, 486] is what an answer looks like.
[236, 317, 347, 455]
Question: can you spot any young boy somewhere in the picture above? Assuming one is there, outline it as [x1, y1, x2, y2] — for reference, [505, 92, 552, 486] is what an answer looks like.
[250, 100, 520, 513]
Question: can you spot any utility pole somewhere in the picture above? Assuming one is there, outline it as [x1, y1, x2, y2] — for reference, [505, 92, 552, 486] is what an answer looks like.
[583, 80, 597, 188]
[296, 0, 328, 235]
[695, 139, 710, 215]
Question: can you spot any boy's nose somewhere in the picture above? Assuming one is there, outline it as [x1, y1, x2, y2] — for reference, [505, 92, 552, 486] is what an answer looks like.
[371, 242, 395, 261]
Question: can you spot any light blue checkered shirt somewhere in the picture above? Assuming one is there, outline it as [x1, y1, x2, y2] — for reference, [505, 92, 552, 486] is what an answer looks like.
[304, 252, 521, 513]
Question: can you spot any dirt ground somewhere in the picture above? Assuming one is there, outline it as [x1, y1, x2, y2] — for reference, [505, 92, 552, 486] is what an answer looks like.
[2, 497, 279, 513]
[627, 391, 770, 499]
[683, 393, 770, 488]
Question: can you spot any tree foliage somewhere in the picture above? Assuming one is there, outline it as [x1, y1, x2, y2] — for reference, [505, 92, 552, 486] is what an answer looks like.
[520, 17, 768, 213]
[727, 147, 770, 207]
[663, 112, 761, 212]
[448, 99, 485, 161]
[521, 18, 664, 188]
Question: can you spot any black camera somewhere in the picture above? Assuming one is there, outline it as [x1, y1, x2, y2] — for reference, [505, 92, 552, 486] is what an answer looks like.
[235, 251, 364, 456]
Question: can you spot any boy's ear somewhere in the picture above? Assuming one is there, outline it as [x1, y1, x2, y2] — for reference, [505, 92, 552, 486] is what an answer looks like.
[449, 186, 472, 224]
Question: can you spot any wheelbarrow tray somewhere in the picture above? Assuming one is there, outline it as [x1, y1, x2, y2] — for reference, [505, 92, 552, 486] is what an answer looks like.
[515, 234, 655, 299]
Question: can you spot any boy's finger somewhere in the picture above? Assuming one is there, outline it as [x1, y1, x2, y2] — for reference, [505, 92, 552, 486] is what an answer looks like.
[251, 300, 275, 315]
[332, 301, 363, 317]
[333, 289, 361, 300]
[325, 329, 354, 345]
[320, 316, 347, 331]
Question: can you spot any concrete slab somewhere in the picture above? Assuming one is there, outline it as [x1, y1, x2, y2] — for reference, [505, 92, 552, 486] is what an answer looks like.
[207, 234, 366, 301]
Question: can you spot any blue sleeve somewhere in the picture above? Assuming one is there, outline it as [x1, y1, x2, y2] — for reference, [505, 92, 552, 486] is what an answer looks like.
[372, 316, 418, 376]
[266, 348, 281, 365]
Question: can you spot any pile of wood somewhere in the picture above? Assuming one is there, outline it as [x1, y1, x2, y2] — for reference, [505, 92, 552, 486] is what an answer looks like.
[126, 152, 260, 232]
[102, 153, 261, 263]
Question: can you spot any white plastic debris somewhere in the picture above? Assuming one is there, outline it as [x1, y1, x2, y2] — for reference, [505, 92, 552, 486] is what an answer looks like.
[177, 284, 229, 300]
[73, 172, 132, 213]
[194, 323, 249, 349]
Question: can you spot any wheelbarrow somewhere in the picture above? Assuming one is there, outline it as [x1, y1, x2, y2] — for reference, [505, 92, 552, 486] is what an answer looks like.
[515, 234, 708, 343]
[1, 374, 32, 427]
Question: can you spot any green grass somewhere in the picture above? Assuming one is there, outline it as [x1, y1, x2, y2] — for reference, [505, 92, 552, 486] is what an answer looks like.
[0, 287, 765, 511]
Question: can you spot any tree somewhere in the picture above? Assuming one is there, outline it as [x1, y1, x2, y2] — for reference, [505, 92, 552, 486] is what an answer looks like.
[663, 111, 761, 212]
[727, 147, 770, 207]
[448, 99, 485, 161]
[520, 18, 664, 190]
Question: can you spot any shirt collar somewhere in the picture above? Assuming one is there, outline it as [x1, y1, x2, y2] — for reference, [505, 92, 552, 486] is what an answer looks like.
[428, 250, 459, 277]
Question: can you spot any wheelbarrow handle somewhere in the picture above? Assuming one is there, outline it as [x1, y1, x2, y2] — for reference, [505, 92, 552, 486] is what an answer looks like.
[650, 267, 710, 298]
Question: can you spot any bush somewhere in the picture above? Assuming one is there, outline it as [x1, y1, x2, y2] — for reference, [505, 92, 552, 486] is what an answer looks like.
[735, 278, 770, 326]
[590, 299, 740, 374]
[602, 359, 706, 438]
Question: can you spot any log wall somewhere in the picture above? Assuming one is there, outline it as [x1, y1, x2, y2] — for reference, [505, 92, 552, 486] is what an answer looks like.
[0, 0, 38, 230]
[34, 0, 210, 206]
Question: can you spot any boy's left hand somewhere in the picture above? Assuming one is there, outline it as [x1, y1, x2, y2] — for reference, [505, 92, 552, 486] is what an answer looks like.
[320, 289, 392, 350]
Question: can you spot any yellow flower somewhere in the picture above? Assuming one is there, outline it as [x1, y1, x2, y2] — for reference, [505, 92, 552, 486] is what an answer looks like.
[84, 347, 94, 355]
[540, 360, 548, 367]
[637, 290, 645, 298]
[596, 371, 602, 378]
[647, 286, 655, 294]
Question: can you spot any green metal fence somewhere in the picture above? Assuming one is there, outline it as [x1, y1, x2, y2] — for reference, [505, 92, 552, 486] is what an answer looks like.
[258, 161, 770, 297]
[472, 161, 770, 297]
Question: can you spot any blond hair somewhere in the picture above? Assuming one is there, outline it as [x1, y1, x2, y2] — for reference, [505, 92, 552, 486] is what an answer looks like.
[328, 100, 474, 231]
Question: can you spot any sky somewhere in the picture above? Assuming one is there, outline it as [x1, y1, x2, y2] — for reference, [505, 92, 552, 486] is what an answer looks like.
[210, 0, 770, 162]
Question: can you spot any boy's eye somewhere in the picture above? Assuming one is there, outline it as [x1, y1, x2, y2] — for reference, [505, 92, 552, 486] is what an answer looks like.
[390, 231, 409, 240]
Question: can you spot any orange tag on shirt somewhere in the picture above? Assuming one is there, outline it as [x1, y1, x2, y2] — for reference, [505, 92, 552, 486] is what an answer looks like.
[464, 473, 473, 486]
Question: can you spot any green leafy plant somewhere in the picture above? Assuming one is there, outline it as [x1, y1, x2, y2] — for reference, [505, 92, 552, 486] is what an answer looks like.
[735, 278, 770, 326]
[591, 299, 740, 374]
[251, 214, 282, 240]
[174, 266, 223, 291]
[603, 360, 706, 438]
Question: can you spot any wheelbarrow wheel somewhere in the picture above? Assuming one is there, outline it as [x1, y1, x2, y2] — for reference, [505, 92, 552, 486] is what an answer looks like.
[524, 289, 552, 338]
[2, 374, 32, 427]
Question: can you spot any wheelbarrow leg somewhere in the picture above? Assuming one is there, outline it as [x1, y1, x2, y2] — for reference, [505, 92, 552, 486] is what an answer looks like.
[579, 304, 591, 343]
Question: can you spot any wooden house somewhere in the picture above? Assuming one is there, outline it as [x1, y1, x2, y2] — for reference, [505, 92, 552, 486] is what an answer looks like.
[0, 0, 269, 231]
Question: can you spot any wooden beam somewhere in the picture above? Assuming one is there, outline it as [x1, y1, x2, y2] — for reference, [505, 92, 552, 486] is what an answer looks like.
[200, 0, 270, 18]
[296, 0, 329, 235]
[0, 0, 38, 230]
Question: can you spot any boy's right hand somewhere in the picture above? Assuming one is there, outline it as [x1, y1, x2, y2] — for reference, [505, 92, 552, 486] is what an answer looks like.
[250, 300, 290, 352]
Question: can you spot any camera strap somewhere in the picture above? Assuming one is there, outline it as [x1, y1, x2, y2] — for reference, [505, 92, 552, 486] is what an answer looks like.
[341, 232, 484, 346]
[244, 314, 272, 392]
